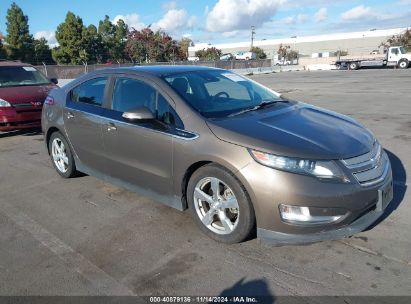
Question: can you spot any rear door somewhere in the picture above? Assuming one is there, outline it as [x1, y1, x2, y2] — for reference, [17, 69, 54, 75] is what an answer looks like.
[64, 77, 108, 171]
[100, 75, 184, 203]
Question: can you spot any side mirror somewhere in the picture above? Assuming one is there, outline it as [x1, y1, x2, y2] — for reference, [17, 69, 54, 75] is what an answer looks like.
[49, 78, 58, 85]
[122, 107, 155, 121]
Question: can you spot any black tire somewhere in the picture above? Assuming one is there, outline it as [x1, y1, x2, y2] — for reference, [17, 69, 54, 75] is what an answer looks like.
[187, 164, 256, 243]
[398, 59, 409, 69]
[48, 131, 77, 178]
[349, 62, 359, 70]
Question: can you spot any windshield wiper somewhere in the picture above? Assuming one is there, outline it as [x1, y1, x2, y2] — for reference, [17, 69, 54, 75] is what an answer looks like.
[228, 100, 278, 117]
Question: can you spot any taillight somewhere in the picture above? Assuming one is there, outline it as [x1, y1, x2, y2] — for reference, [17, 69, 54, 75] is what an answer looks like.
[45, 96, 55, 105]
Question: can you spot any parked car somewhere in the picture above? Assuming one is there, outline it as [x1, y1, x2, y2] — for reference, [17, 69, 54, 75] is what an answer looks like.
[220, 53, 234, 61]
[187, 56, 200, 62]
[0, 60, 57, 132]
[275, 60, 292, 66]
[42, 66, 393, 244]
[235, 51, 256, 60]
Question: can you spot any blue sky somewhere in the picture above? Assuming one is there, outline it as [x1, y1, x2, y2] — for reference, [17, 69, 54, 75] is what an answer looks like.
[0, 0, 410, 46]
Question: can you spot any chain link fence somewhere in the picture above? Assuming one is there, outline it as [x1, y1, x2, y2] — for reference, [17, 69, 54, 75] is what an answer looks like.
[35, 59, 272, 79]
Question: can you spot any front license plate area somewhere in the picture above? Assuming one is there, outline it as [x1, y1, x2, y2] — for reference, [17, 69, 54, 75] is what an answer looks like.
[377, 181, 393, 211]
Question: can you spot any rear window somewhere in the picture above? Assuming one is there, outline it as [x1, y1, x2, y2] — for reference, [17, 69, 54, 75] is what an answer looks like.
[0, 66, 50, 88]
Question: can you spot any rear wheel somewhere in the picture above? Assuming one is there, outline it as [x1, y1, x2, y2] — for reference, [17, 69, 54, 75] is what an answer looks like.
[187, 164, 255, 243]
[349, 62, 359, 70]
[48, 131, 77, 178]
[398, 59, 409, 69]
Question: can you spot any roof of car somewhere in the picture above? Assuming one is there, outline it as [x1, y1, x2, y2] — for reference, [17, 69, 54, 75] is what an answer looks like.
[0, 60, 35, 67]
[95, 65, 222, 76]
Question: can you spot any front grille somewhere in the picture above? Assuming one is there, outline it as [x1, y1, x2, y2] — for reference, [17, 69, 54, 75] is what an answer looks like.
[342, 142, 389, 187]
[13, 102, 34, 108]
[12, 102, 43, 113]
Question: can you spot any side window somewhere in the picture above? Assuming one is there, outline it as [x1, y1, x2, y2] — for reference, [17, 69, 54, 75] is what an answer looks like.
[112, 78, 156, 112]
[112, 77, 183, 128]
[391, 48, 399, 55]
[71, 78, 107, 106]
[157, 94, 184, 129]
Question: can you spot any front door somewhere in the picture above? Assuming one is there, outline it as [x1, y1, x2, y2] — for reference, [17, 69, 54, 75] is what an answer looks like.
[63, 77, 108, 171]
[101, 76, 183, 205]
[388, 47, 400, 62]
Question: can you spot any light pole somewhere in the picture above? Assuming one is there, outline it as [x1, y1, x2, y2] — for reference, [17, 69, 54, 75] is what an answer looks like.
[251, 26, 256, 49]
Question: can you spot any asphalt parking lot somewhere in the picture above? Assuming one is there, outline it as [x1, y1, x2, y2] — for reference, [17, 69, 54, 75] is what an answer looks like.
[0, 69, 410, 298]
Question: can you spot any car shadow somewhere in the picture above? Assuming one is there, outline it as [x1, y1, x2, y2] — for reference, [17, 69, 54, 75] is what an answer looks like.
[0, 128, 42, 138]
[366, 149, 407, 230]
[219, 277, 276, 304]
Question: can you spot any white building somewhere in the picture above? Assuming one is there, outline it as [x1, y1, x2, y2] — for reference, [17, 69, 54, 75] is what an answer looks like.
[189, 28, 408, 59]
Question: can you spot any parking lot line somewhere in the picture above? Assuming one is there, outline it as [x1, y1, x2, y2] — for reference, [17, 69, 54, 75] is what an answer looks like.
[0, 200, 135, 296]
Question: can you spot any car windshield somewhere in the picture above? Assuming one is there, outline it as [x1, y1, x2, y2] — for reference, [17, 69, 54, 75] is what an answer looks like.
[0, 66, 50, 88]
[162, 70, 283, 118]
[400, 47, 407, 54]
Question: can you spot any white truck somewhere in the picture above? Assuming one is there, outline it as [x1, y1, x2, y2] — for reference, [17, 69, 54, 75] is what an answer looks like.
[235, 51, 256, 60]
[335, 46, 411, 70]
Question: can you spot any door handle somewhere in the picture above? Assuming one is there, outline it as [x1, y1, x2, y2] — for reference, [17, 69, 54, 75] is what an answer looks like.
[107, 123, 117, 132]
[67, 112, 75, 119]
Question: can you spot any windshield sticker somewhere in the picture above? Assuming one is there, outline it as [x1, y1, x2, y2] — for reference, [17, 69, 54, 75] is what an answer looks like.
[22, 67, 37, 72]
[222, 73, 245, 82]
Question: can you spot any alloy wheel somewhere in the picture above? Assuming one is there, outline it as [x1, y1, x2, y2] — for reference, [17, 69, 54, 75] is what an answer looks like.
[51, 137, 69, 173]
[193, 177, 240, 235]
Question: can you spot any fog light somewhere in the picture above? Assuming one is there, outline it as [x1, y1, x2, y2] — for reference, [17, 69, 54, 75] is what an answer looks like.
[279, 204, 346, 225]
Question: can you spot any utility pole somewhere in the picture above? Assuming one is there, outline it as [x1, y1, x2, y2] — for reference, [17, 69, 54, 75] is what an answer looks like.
[251, 26, 256, 49]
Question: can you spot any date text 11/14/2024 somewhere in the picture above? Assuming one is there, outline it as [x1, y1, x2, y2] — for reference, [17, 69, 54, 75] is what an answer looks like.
[149, 296, 259, 303]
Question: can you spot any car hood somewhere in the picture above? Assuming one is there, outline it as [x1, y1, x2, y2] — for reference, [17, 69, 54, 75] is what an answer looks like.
[0, 84, 55, 104]
[206, 102, 374, 160]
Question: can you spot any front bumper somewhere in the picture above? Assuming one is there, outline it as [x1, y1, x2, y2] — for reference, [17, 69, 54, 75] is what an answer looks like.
[257, 181, 392, 245]
[0, 108, 42, 131]
[236, 152, 393, 244]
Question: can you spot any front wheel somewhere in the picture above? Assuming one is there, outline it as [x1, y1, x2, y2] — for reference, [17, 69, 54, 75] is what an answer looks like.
[48, 131, 77, 178]
[398, 59, 409, 69]
[187, 164, 255, 243]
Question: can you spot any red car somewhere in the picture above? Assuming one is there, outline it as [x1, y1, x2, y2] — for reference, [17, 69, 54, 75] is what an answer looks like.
[0, 61, 57, 132]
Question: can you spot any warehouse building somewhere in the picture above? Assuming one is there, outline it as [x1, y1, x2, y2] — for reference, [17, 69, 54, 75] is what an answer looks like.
[189, 28, 408, 60]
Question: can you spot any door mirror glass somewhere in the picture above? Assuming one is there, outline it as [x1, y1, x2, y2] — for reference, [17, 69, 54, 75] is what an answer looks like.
[49, 78, 58, 85]
[122, 107, 155, 121]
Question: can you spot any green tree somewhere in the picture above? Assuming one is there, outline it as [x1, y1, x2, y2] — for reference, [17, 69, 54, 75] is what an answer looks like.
[381, 28, 411, 50]
[112, 19, 128, 63]
[33, 37, 54, 64]
[0, 33, 6, 59]
[277, 44, 298, 61]
[251, 46, 267, 59]
[52, 12, 87, 64]
[125, 27, 179, 63]
[335, 50, 349, 57]
[195, 47, 222, 61]
[98, 15, 115, 62]
[287, 50, 299, 61]
[83, 24, 105, 63]
[5, 2, 34, 62]
[178, 37, 193, 60]
[98, 16, 128, 63]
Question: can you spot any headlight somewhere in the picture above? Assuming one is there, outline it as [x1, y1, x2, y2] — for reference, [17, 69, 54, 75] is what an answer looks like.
[249, 149, 349, 182]
[0, 98, 11, 107]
